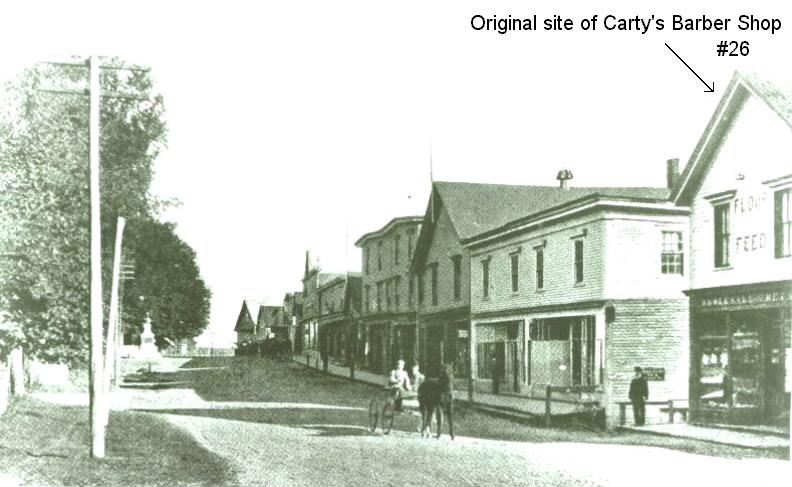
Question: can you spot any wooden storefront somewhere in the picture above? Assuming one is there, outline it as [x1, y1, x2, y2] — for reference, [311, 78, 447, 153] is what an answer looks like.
[688, 280, 791, 428]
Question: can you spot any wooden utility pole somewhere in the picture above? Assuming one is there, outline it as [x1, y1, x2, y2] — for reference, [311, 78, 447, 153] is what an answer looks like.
[88, 55, 105, 459]
[103, 217, 125, 426]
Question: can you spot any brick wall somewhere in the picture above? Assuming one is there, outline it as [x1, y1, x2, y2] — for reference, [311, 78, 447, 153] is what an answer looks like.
[604, 298, 689, 426]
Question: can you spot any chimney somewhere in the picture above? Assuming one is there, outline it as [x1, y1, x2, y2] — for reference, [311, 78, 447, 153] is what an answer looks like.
[666, 158, 680, 189]
[556, 169, 573, 189]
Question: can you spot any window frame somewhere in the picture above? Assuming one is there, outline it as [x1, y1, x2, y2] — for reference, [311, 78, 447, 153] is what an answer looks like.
[714, 202, 731, 268]
[430, 263, 438, 306]
[661, 231, 684, 275]
[535, 247, 544, 290]
[510, 252, 520, 293]
[481, 258, 490, 299]
[574, 239, 584, 284]
[775, 188, 792, 258]
[451, 255, 462, 301]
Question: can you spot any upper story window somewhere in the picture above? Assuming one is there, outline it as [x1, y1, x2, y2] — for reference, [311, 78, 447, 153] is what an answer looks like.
[394, 276, 401, 308]
[376, 281, 382, 312]
[408, 274, 414, 307]
[661, 231, 684, 275]
[364, 247, 369, 274]
[775, 188, 792, 258]
[430, 264, 438, 306]
[451, 255, 462, 300]
[714, 202, 731, 268]
[574, 239, 584, 284]
[418, 270, 425, 304]
[377, 241, 383, 271]
[385, 280, 391, 310]
[407, 232, 414, 260]
[364, 285, 370, 312]
[510, 252, 520, 293]
[394, 234, 401, 265]
[535, 247, 544, 290]
[481, 259, 490, 299]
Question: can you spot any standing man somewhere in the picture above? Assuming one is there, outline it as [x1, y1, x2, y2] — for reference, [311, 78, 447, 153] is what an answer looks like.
[628, 366, 649, 426]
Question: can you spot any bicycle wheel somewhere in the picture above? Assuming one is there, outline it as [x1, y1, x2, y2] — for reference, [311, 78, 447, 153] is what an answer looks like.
[382, 401, 395, 434]
[367, 398, 379, 432]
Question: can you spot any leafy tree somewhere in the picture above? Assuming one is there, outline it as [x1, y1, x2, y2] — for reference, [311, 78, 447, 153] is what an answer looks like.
[0, 59, 171, 364]
[121, 220, 211, 347]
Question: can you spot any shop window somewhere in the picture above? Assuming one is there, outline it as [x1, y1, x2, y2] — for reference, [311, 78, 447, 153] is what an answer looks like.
[661, 231, 684, 274]
[510, 253, 519, 292]
[535, 248, 544, 290]
[775, 188, 792, 258]
[574, 239, 584, 284]
[697, 319, 729, 410]
[452, 255, 462, 300]
[714, 203, 730, 267]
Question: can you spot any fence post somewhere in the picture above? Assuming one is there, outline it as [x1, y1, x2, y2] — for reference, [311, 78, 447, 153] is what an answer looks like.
[545, 385, 552, 427]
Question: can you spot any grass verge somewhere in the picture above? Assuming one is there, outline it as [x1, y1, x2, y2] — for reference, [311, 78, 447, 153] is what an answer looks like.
[0, 396, 236, 486]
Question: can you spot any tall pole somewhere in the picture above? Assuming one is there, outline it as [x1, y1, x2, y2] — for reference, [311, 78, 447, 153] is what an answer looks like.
[103, 217, 125, 426]
[88, 55, 105, 459]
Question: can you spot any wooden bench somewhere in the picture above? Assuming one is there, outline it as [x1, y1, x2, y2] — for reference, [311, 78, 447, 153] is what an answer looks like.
[659, 400, 689, 423]
[617, 400, 673, 426]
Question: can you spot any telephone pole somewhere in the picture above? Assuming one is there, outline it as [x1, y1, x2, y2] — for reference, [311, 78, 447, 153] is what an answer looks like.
[88, 54, 106, 459]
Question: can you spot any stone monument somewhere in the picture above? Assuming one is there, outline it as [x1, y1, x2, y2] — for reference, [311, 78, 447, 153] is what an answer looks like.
[139, 315, 160, 359]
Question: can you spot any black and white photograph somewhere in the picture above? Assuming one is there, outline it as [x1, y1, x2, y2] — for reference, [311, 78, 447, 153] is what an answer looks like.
[0, 1, 790, 486]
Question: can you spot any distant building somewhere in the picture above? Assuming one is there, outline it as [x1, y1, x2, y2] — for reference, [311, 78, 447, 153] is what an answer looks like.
[355, 216, 422, 373]
[317, 273, 362, 368]
[233, 299, 259, 353]
[299, 250, 344, 358]
[283, 292, 303, 352]
[672, 72, 792, 428]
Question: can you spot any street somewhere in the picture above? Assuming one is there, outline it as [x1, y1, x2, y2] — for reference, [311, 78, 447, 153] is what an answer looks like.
[94, 357, 790, 487]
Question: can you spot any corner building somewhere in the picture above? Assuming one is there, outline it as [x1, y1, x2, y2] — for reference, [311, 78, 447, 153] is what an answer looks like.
[673, 72, 791, 428]
[462, 174, 690, 426]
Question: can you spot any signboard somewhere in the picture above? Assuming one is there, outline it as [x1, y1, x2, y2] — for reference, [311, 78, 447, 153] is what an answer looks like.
[458, 329, 469, 338]
[693, 289, 792, 310]
[642, 367, 665, 381]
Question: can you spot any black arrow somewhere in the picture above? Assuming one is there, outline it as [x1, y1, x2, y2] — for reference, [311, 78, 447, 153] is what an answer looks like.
[665, 43, 715, 93]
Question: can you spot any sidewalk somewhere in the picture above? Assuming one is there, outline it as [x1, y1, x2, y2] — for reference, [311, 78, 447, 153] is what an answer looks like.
[620, 423, 790, 450]
[296, 354, 584, 418]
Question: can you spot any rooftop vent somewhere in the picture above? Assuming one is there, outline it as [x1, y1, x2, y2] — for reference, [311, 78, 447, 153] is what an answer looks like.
[556, 169, 573, 189]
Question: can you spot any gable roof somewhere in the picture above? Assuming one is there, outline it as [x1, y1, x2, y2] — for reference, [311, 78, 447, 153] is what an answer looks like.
[412, 180, 670, 270]
[256, 305, 282, 327]
[672, 71, 792, 205]
[234, 300, 257, 332]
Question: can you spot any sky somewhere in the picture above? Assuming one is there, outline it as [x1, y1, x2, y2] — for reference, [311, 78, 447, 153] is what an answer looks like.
[1, 0, 791, 346]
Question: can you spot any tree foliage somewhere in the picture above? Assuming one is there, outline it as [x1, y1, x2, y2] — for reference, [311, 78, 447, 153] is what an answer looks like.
[0, 58, 207, 364]
[122, 220, 211, 347]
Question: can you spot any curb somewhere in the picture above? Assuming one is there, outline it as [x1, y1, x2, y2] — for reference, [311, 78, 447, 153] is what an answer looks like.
[616, 426, 789, 451]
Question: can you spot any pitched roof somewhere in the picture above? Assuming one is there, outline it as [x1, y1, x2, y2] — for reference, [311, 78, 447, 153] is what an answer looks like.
[672, 71, 792, 205]
[434, 181, 670, 242]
